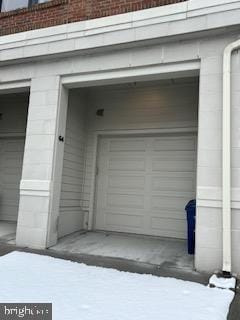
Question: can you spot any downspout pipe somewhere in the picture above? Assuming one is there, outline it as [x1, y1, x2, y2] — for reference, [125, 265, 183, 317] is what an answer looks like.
[222, 39, 240, 276]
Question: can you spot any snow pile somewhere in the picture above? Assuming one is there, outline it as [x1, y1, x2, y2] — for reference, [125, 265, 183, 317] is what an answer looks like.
[209, 274, 236, 290]
[0, 252, 234, 320]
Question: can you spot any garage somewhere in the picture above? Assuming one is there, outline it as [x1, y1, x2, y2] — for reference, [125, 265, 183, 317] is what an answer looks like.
[54, 77, 199, 266]
[0, 92, 29, 239]
[95, 134, 197, 239]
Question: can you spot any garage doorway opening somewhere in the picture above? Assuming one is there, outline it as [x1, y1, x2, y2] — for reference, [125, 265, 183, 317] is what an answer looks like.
[55, 76, 199, 271]
[0, 91, 29, 244]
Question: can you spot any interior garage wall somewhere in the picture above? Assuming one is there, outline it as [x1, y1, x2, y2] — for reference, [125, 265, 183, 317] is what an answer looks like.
[58, 90, 88, 238]
[82, 78, 199, 215]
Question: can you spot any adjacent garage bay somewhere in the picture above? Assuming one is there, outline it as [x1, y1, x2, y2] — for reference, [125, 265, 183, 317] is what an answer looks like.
[0, 92, 29, 238]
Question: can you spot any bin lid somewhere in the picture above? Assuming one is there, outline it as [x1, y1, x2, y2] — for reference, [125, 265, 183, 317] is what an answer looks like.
[185, 199, 196, 211]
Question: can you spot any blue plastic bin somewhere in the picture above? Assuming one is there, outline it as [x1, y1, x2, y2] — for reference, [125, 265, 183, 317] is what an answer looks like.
[185, 200, 196, 255]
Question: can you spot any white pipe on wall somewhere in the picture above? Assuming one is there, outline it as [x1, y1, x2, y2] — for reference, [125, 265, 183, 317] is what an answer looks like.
[222, 39, 240, 274]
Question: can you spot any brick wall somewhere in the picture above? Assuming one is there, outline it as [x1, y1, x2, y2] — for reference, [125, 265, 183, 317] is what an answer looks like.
[0, 0, 187, 36]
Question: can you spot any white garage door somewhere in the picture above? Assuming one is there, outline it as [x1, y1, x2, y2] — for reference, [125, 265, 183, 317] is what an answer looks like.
[0, 138, 25, 221]
[95, 134, 197, 239]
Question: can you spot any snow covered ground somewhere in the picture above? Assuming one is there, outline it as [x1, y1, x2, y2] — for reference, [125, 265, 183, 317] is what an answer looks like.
[0, 252, 234, 320]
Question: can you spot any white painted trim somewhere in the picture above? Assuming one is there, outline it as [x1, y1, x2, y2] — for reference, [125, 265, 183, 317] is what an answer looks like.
[62, 61, 200, 88]
[198, 186, 240, 201]
[95, 128, 198, 136]
[188, 0, 240, 11]
[20, 179, 51, 191]
[198, 200, 240, 210]
[19, 180, 51, 197]
[1, 0, 240, 62]
[20, 190, 50, 197]
[87, 127, 198, 230]
[0, 80, 30, 93]
[197, 186, 240, 209]
[198, 187, 222, 201]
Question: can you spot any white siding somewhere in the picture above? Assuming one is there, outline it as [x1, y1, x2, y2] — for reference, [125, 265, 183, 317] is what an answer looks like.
[83, 79, 199, 214]
[87, 80, 198, 131]
[58, 91, 88, 237]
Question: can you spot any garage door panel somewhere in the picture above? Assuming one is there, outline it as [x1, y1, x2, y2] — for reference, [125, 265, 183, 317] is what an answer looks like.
[151, 217, 186, 231]
[108, 158, 146, 171]
[2, 188, 19, 198]
[151, 190, 195, 197]
[152, 150, 196, 159]
[105, 212, 144, 229]
[152, 195, 193, 210]
[107, 193, 144, 209]
[95, 134, 196, 239]
[151, 171, 195, 178]
[150, 229, 186, 239]
[152, 159, 195, 172]
[153, 137, 196, 151]
[3, 205, 20, 216]
[151, 209, 186, 220]
[151, 217, 186, 239]
[4, 154, 24, 162]
[152, 176, 195, 192]
[4, 141, 25, 152]
[0, 200, 19, 209]
[2, 165, 23, 173]
[2, 174, 22, 184]
[0, 138, 25, 221]
[0, 208, 20, 222]
[108, 175, 145, 190]
[2, 158, 23, 168]
[109, 139, 146, 152]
